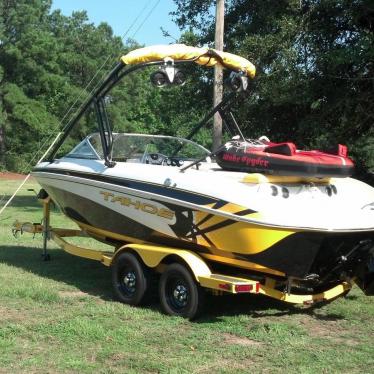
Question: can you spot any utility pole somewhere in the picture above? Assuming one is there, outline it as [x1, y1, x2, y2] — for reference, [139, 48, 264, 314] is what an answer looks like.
[213, 0, 225, 152]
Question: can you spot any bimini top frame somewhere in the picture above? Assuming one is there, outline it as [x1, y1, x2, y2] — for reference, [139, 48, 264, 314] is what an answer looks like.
[45, 44, 256, 166]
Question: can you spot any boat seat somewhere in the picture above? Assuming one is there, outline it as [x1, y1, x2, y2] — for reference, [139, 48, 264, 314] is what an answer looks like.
[323, 144, 348, 157]
[264, 142, 296, 156]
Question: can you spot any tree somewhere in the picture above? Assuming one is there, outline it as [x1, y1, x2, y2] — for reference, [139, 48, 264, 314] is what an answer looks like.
[172, 0, 374, 177]
[0, 0, 58, 169]
[0, 1, 128, 171]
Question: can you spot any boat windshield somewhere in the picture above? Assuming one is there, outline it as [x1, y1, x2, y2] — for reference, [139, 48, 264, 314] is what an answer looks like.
[65, 133, 210, 165]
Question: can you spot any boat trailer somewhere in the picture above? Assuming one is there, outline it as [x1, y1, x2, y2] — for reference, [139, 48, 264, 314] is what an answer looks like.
[12, 196, 352, 319]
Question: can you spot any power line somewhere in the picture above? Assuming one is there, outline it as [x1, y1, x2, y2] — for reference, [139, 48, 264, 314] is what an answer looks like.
[56, 0, 160, 139]
[58, 1, 153, 134]
[0, 0, 162, 215]
[130, 0, 161, 40]
[13, 1, 153, 172]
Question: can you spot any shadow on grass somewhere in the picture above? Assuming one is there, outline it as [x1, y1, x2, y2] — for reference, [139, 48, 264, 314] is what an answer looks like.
[1, 195, 41, 212]
[0, 244, 348, 321]
[0, 244, 113, 300]
[196, 293, 347, 323]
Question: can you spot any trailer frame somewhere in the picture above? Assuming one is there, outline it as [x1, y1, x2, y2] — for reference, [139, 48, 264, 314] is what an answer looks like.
[12, 197, 352, 319]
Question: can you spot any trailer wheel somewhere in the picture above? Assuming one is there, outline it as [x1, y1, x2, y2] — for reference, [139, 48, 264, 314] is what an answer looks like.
[112, 252, 150, 306]
[159, 263, 205, 320]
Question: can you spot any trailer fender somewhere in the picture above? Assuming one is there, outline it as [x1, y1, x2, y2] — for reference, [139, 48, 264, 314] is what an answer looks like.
[112, 244, 212, 281]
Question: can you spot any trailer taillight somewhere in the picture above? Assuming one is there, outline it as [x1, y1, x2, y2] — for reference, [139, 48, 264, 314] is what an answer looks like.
[235, 284, 253, 293]
[219, 283, 230, 291]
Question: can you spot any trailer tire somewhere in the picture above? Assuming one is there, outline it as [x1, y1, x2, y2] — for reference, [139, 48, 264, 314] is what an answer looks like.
[112, 252, 150, 306]
[159, 263, 205, 320]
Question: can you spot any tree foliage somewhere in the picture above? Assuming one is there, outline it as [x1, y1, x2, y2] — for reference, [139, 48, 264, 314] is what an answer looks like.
[0, 0, 127, 170]
[0, 0, 212, 171]
[0, 0, 373, 183]
[172, 0, 374, 178]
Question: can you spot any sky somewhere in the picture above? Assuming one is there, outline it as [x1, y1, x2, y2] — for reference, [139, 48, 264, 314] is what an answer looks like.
[50, 0, 182, 46]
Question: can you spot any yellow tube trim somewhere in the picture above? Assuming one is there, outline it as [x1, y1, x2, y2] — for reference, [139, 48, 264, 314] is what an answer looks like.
[121, 44, 256, 78]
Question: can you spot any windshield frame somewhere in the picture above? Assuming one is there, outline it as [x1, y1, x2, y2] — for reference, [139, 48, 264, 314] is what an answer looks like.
[63, 132, 210, 163]
[113, 133, 210, 158]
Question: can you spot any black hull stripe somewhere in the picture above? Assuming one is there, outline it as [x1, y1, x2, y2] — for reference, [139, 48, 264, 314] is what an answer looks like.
[187, 209, 256, 239]
[33, 168, 224, 207]
[196, 213, 215, 227]
[33, 167, 257, 216]
[33, 168, 374, 233]
[42, 184, 319, 277]
[43, 184, 214, 255]
[38, 182, 374, 278]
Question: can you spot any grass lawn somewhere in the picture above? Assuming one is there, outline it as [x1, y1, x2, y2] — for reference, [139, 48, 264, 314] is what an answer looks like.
[0, 178, 373, 373]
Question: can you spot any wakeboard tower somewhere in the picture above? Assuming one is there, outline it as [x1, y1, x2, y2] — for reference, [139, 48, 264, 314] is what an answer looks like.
[13, 44, 374, 319]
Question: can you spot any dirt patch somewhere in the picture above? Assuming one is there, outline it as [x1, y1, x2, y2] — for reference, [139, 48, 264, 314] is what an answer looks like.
[0, 172, 32, 181]
[194, 358, 256, 374]
[298, 315, 341, 338]
[298, 315, 360, 345]
[58, 290, 90, 298]
[58, 290, 105, 303]
[222, 332, 263, 347]
[109, 353, 127, 362]
[0, 305, 33, 323]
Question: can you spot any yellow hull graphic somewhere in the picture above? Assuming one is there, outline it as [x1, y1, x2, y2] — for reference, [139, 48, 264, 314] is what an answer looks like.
[194, 203, 295, 255]
[72, 197, 296, 277]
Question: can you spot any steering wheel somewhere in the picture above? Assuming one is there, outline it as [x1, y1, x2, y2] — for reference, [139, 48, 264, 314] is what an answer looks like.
[144, 153, 169, 165]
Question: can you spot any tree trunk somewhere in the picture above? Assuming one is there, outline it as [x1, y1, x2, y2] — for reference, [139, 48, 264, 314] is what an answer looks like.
[213, 0, 225, 152]
[0, 123, 6, 169]
[0, 96, 6, 168]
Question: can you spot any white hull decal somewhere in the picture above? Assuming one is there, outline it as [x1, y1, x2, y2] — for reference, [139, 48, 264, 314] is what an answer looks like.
[33, 169, 374, 233]
[37, 175, 178, 237]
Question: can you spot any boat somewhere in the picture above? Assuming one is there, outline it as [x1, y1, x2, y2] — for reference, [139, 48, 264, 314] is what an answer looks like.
[31, 44, 374, 300]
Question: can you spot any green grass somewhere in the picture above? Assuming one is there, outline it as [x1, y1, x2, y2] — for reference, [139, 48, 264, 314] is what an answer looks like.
[0, 178, 374, 373]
